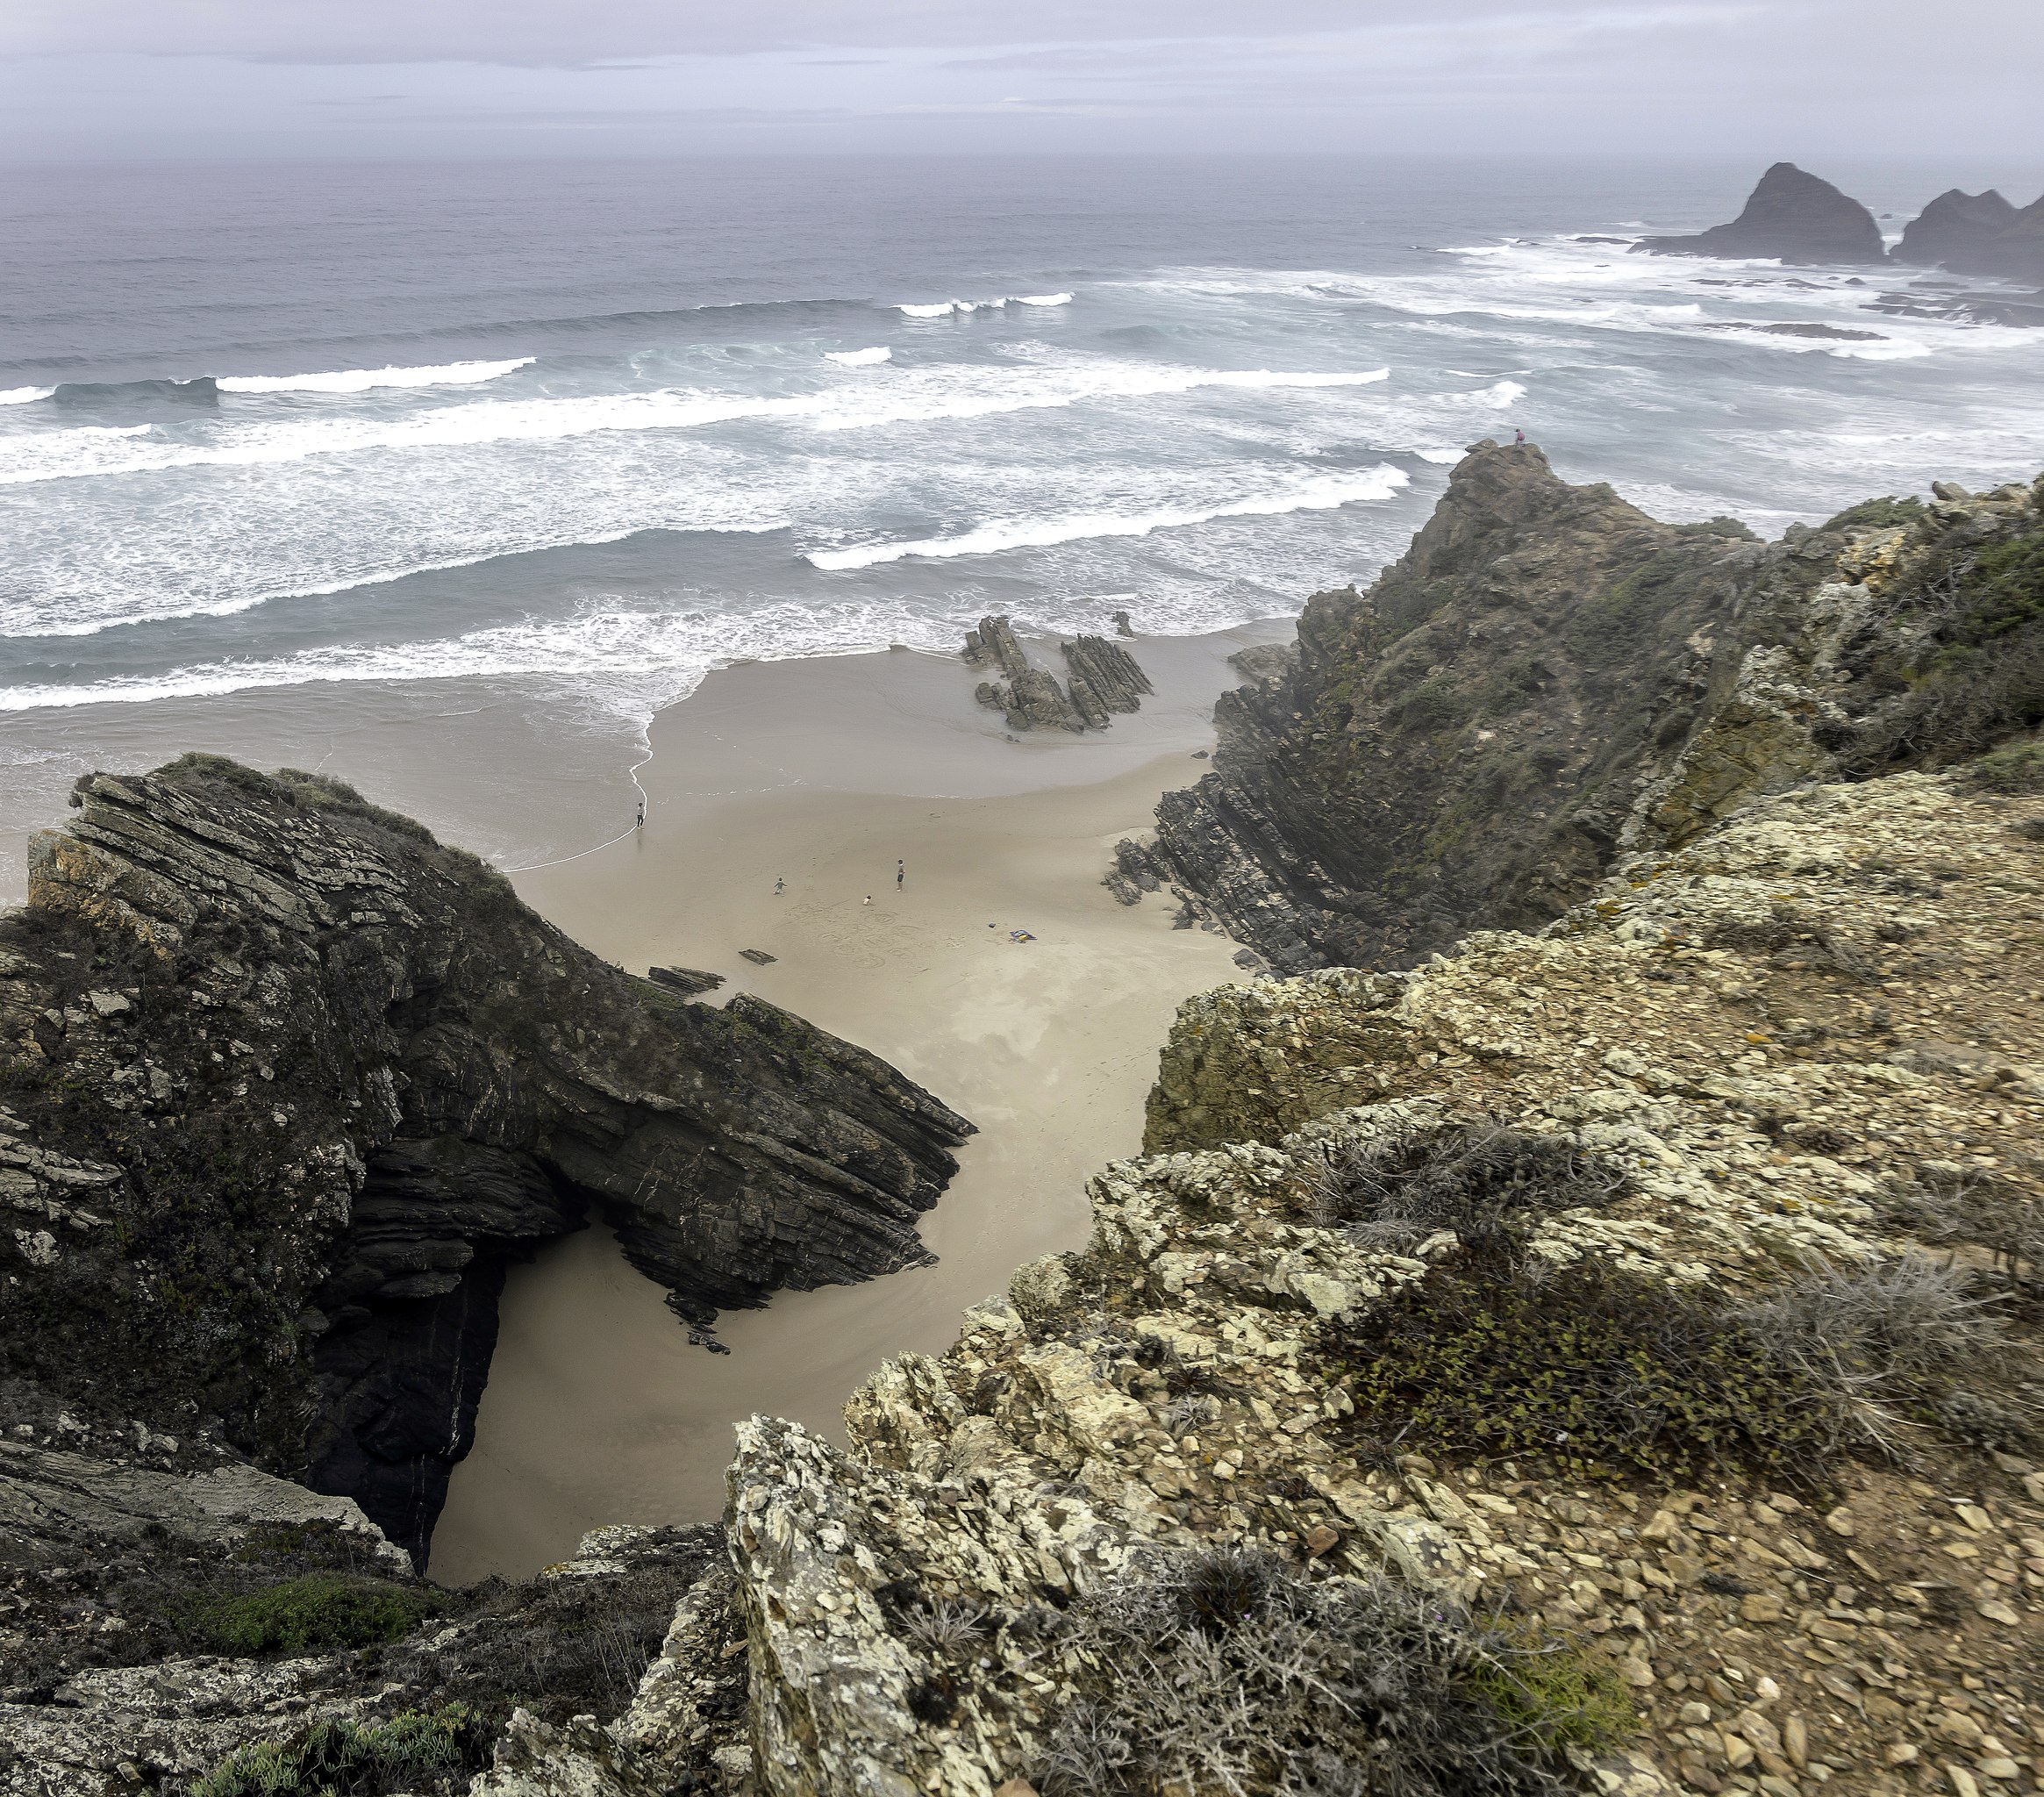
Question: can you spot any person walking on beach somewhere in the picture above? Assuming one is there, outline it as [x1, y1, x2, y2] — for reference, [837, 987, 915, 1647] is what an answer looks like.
[635, 797, 645, 830]
[774, 877, 784, 895]
[896, 858, 904, 891]
[863, 894, 872, 906]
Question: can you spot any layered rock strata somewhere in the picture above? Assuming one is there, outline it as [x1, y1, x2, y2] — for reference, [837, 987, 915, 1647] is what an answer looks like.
[1114, 442, 2043, 974]
[963, 616, 1150, 732]
[1061, 635, 1153, 727]
[0, 758, 970, 1557]
[1636, 162, 1886, 265]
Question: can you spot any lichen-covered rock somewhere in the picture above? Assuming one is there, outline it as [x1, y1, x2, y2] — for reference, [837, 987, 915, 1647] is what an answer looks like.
[0, 757, 971, 1558]
[468, 1709, 671, 1797]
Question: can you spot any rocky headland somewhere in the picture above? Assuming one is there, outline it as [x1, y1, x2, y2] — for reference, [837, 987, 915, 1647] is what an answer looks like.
[7, 455, 2044, 1797]
[1112, 443, 2044, 975]
[0, 758, 972, 1566]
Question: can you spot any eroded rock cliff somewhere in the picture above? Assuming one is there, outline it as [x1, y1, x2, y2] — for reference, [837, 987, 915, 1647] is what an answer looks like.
[0, 757, 970, 1558]
[1117, 443, 2043, 975]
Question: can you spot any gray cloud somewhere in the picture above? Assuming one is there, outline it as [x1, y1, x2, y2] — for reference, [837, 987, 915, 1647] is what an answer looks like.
[0, 0, 2037, 162]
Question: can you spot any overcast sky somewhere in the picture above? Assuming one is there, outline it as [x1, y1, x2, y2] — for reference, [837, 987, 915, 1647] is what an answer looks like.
[2, 0, 2039, 164]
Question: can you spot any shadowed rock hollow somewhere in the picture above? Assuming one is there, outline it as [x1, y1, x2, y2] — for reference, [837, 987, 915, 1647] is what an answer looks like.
[0, 756, 972, 1558]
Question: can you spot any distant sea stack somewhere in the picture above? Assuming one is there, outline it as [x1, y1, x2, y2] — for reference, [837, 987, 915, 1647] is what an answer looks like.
[1895, 187, 2020, 266]
[1897, 186, 2044, 283]
[1634, 161, 1885, 264]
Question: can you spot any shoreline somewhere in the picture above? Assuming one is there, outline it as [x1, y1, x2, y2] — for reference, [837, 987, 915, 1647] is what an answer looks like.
[425, 620, 1285, 1584]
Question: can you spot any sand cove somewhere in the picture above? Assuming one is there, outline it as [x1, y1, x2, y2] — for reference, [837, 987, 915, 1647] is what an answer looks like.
[426, 624, 1286, 1583]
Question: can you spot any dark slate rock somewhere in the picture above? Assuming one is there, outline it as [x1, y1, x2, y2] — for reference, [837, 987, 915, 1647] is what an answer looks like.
[1635, 162, 1885, 265]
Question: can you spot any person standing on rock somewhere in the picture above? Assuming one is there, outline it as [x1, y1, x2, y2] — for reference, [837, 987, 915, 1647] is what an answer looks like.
[1514, 428, 1526, 446]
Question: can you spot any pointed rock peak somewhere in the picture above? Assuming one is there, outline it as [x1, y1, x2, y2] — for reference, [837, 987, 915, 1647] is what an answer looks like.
[1895, 185, 2035, 273]
[1635, 162, 1884, 266]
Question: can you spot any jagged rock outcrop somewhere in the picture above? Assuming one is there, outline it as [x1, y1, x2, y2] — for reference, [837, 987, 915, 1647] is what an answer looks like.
[1636, 162, 1886, 265]
[1896, 187, 2044, 284]
[1118, 441, 2044, 973]
[0, 1492, 725, 1797]
[0, 758, 970, 1559]
[646, 965, 725, 998]
[963, 617, 1151, 733]
[966, 616, 1084, 732]
[1061, 634, 1153, 727]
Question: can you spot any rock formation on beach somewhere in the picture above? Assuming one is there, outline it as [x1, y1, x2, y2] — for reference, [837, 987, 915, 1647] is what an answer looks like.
[1635, 162, 1886, 265]
[963, 614, 1152, 732]
[0, 756, 971, 1562]
[11, 461, 2044, 1797]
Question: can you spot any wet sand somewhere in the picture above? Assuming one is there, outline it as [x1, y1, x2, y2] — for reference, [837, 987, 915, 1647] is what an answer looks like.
[426, 626, 1283, 1585]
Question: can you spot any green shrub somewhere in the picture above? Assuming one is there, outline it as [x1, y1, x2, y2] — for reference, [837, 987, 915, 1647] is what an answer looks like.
[1967, 740, 2044, 793]
[1319, 1256, 1838, 1482]
[1957, 529, 2044, 644]
[193, 1708, 486, 1797]
[190, 1573, 447, 1657]
[1822, 495, 1923, 533]
[1469, 1630, 1637, 1754]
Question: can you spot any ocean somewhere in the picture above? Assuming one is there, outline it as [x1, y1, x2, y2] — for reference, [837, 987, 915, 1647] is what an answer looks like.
[4, 153, 2041, 873]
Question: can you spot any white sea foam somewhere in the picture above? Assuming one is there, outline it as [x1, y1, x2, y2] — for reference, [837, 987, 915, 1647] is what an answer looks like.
[824, 347, 892, 365]
[804, 466, 1410, 570]
[217, 358, 535, 395]
[0, 386, 54, 406]
[0, 598, 961, 715]
[895, 292, 1073, 317]
[0, 359, 1392, 486]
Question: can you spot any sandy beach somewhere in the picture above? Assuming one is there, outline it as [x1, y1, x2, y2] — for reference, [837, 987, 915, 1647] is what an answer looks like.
[425, 624, 1284, 1584]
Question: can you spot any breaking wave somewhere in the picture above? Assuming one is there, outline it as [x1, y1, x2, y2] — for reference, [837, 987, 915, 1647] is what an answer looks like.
[0, 360, 1393, 486]
[805, 466, 1412, 570]
[895, 292, 1075, 318]
[824, 347, 892, 365]
[217, 357, 535, 394]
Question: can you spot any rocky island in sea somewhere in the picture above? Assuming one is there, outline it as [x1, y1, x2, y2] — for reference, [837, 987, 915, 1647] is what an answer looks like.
[1633, 161, 2044, 328]
[4, 446, 2044, 1797]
